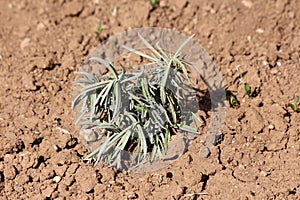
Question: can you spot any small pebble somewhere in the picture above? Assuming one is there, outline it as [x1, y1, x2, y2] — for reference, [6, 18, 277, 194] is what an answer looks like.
[125, 192, 138, 199]
[270, 68, 278, 74]
[262, 60, 268, 66]
[53, 176, 61, 183]
[242, 0, 253, 8]
[37, 22, 46, 31]
[256, 28, 264, 34]
[184, 27, 189, 32]
[20, 38, 31, 49]
[53, 144, 61, 152]
[260, 171, 270, 177]
[112, 6, 118, 17]
[276, 61, 281, 66]
[268, 124, 275, 130]
[210, 9, 216, 14]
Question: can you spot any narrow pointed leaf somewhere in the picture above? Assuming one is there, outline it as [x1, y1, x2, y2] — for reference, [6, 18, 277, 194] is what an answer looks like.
[173, 34, 195, 58]
[138, 32, 164, 61]
[121, 45, 157, 62]
[178, 124, 198, 134]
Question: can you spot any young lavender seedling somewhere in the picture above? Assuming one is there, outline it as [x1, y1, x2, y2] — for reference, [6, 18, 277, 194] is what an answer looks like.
[72, 33, 200, 168]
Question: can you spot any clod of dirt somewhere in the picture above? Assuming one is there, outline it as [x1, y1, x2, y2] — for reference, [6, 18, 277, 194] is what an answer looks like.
[244, 109, 265, 133]
[66, 163, 79, 175]
[62, 2, 84, 17]
[268, 115, 288, 132]
[15, 172, 31, 186]
[60, 174, 75, 188]
[174, 186, 185, 198]
[54, 131, 72, 150]
[22, 74, 37, 91]
[32, 57, 55, 70]
[4, 164, 17, 180]
[265, 131, 288, 151]
[46, 82, 61, 96]
[40, 166, 55, 182]
[75, 166, 97, 193]
[3, 136, 25, 155]
[54, 165, 67, 177]
[117, 1, 150, 27]
[171, 0, 188, 10]
[99, 168, 116, 183]
[61, 53, 76, 71]
[199, 146, 210, 158]
[41, 180, 56, 198]
[233, 166, 259, 182]
[19, 152, 39, 169]
[93, 184, 106, 198]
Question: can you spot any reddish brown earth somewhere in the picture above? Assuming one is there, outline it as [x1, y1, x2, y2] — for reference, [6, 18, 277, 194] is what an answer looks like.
[0, 0, 299, 199]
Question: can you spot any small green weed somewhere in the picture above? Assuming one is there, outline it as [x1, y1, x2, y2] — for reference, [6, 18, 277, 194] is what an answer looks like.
[149, 0, 159, 7]
[244, 83, 251, 96]
[229, 95, 237, 107]
[289, 96, 299, 112]
[95, 23, 102, 41]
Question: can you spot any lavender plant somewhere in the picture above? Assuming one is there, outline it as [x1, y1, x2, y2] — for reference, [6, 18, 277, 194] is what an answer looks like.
[72, 33, 201, 168]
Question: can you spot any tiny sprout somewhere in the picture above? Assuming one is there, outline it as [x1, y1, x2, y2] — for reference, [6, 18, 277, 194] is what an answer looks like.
[97, 23, 102, 33]
[295, 96, 299, 103]
[229, 95, 237, 107]
[95, 23, 103, 41]
[289, 96, 299, 112]
[150, 0, 159, 7]
[244, 83, 251, 96]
